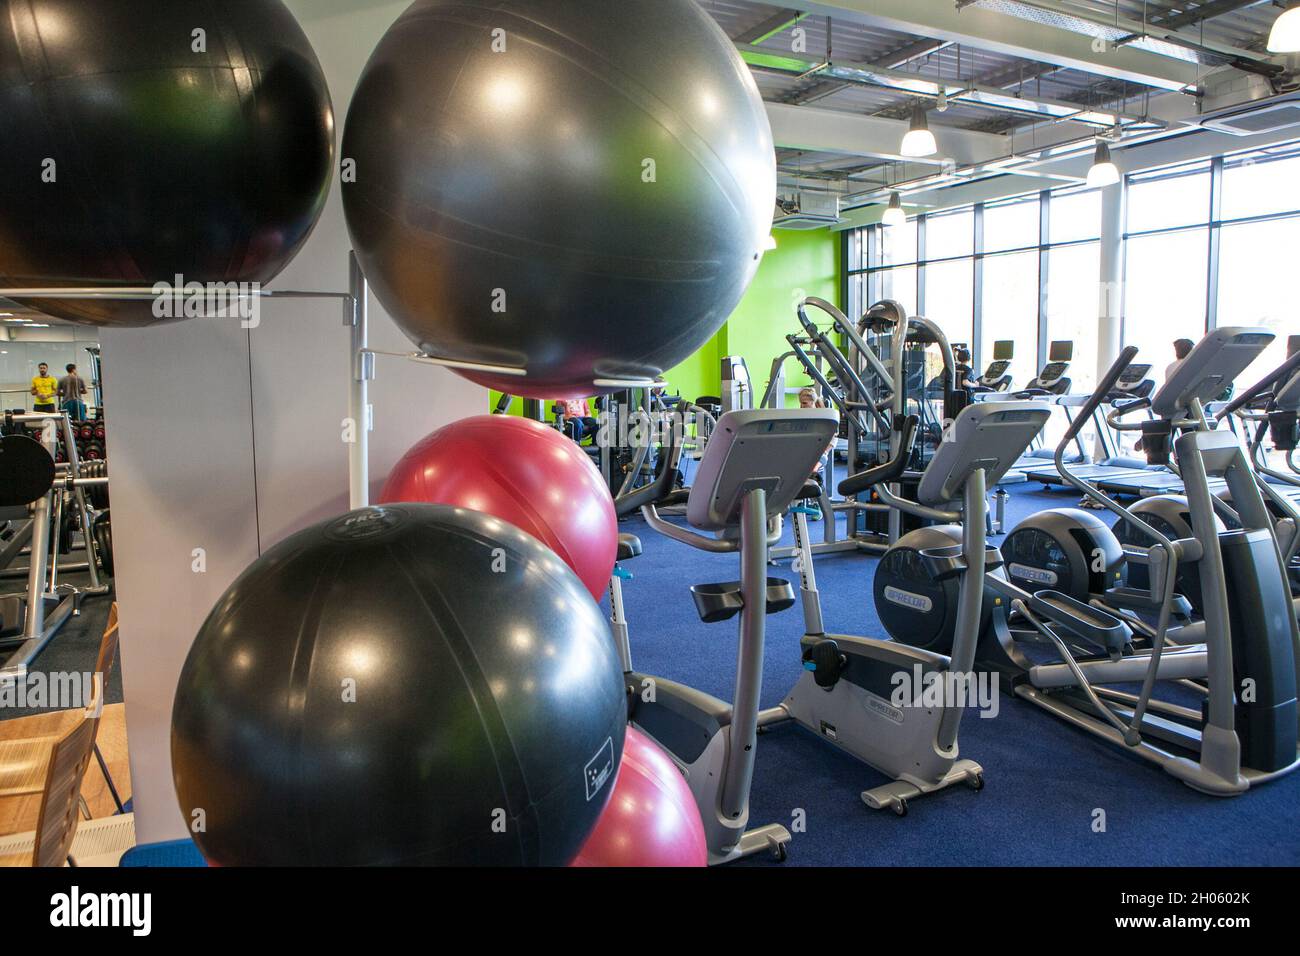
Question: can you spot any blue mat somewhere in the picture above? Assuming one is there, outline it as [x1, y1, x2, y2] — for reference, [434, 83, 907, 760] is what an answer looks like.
[120, 839, 206, 868]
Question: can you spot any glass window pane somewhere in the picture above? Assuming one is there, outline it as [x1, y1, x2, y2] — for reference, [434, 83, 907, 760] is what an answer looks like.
[1123, 230, 1208, 388]
[1221, 149, 1300, 222]
[984, 197, 1040, 253]
[1045, 242, 1102, 397]
[923, 258, 974, 347]
[981, 251, 1039, 389]
[1049, 188, 1101, 244]
[875, 265, 917, 319]
[848, 272, 866, 324]
[1217, 216, 1300, 389]
[925, 209, 974, 260]
[879, 219, 918, 266]
[1127, 161, 1211, 234]
[845, 228, 863, 273]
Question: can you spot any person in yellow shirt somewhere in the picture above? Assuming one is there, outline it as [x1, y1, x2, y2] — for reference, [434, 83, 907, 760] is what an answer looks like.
[30, 362, 58, 413]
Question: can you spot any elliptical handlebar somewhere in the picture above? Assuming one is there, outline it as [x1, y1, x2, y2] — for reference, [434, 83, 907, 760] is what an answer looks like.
[1214, 348, 1300, 422]
[838, 415, 919, 497]
[613, 410, 680, 518]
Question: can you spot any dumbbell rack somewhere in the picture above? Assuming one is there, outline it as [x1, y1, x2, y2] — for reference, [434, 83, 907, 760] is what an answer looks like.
[14, 414, 106, 465]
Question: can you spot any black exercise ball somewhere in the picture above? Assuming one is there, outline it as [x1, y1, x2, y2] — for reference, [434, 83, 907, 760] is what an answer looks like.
[172, 504, 626, 866]
[0, 0, 334, 326]
[342, 0, 776, 398]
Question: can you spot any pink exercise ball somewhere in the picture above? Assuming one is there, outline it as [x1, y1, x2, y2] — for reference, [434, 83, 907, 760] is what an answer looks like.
[570, 726, 708, 868]
[379, 415, 617, 601]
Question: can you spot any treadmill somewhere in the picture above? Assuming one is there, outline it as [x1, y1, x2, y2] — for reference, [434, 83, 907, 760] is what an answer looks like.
[1004, 341, 1088, 468]
[974, 340, 1015, 393]
[1023, 362, 1162, 486]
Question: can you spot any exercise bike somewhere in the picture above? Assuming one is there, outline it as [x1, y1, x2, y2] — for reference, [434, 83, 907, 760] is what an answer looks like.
[609, 406, 840, 864]
[766, 400, 1051, 814]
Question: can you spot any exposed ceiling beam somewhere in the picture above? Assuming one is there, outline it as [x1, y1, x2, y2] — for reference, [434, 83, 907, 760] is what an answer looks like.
[877, 37, 953, 68]
[783, 38, 953, 106]
[964, 0, 1281, 75]
[741, 45, 1160, 128]
[766, 101, 1010, 167]
[732, 8, 806, 44]
[1144, 0, 1271, 32]
[789, 0, 1207, 91]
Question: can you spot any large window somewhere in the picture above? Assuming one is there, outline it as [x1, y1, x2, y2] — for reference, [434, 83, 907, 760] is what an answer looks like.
[1123, 231, 1209, 381]
[846, 140, 1300, 402]
[1217, 216, 1300, 385]
[847, 186, 1101, 391]
[1121, 144, 1300, 390]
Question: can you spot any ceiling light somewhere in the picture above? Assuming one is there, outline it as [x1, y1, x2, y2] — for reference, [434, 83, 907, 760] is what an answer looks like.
[1268, 5, 1300, 53]
[936, 88, 949, 113]
[900, 104, 937, 158]
[882, 192, 907, 227]
[1086, 141, 1121, 188]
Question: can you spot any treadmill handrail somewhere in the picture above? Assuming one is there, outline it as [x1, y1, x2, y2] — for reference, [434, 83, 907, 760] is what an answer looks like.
[1057, 347, 1140, 454]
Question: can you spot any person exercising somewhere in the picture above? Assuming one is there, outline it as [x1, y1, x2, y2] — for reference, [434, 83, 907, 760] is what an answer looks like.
[559, 397, 600, 446]
[58, 363, 88, 421]
[30, 362, 58, 414]
[1166, 338, 1195, 383]
[953, 347, 980, 391]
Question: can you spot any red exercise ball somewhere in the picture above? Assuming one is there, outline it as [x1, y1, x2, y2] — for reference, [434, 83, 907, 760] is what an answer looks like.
[570, 726, 708, 868]
[379, 415, 617, 601]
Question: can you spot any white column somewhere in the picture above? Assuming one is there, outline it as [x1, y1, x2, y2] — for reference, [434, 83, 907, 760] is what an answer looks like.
[1095, 178, 1125, 459]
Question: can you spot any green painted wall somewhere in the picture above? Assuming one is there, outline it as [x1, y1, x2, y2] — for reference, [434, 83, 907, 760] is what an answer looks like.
[716, 228, 841, 408]
[489, 227, 841, 412]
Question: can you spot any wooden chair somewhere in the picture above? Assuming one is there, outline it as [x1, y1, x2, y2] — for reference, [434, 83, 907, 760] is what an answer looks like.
[0, 714, 100, 866]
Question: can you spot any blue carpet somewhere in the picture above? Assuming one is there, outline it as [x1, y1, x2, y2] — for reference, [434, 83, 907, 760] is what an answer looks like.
[610, 482, 1300, 866]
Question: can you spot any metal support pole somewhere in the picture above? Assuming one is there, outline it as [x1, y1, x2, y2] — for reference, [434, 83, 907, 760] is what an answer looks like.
[348, 253, 372, 510]
[21, 423, 57, 643]
[721, 486, 768, 821]
[938, 468, 987, 751]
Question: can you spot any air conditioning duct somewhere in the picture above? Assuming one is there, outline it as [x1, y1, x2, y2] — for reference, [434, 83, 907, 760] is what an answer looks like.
[773, 192, 842, 230]
[1199, 91, 1300, 136]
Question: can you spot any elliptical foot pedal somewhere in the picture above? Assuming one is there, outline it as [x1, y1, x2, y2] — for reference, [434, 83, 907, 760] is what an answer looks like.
[802, 639, 847, 689]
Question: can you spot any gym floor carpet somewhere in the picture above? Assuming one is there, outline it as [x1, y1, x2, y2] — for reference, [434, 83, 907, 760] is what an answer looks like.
[614, 483, 1300, 866]
[1, 570, 121, 721]
[10, 486, 1299, 866]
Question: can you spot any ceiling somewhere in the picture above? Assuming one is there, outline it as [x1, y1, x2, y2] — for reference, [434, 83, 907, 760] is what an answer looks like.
[5, 0, 1297, 328]
[699, 0, 1299, 210]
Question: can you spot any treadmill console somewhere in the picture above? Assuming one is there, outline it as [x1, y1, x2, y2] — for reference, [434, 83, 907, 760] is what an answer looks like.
[1108, 363, 1154, 400]
[1028, 362, 1071, 394]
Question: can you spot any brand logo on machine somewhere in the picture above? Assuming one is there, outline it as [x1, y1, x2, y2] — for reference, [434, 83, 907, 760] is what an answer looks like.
[882, 586, 932, 613]
[49, 887, 151, 936]
[1009, 563, 1057, 585]
[584, 737, 615, 800]
[864, 692, 905, 725]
